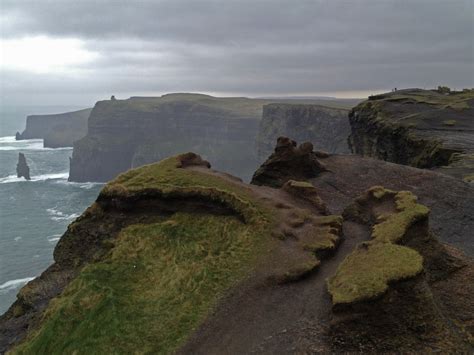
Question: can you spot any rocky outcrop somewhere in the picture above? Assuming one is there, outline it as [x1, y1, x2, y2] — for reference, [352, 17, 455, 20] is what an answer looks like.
[348, 88, 474, 181]
[257, 103, 351, 161]
[16, 108, 91, 148]
[16, 153, 30, 180]
[251, 136, 328, 187]
[327, 186, 471, 352]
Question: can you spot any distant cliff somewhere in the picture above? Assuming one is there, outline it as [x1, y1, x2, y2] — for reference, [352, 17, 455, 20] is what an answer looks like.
[16, 108, 92, 148]
[69, 94, 262, 182]
[256, 104, 351, 161]
[348, 88, 474, 181]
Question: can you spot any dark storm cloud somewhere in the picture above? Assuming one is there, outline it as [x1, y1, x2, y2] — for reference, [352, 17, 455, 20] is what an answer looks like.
[1, 0, 473, 104]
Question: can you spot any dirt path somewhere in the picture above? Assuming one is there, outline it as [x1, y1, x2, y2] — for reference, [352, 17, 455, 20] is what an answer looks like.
[179, 166, 370, 353]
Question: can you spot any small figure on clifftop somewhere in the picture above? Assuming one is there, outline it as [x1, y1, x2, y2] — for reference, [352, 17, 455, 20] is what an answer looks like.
[111, 95, 116, 101]
[17, 153, 31, 180]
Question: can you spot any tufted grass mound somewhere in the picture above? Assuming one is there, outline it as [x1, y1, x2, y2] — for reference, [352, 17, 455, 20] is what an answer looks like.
[328, 243, 423, 305]
[372, 190, 430, 243]
[13, 213, 267, 354]
[328, 187, 428, 306]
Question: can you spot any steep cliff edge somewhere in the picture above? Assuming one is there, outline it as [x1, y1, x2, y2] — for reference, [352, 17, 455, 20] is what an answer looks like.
[348, 88, 474, 181]
[1, 139, 473, 353]
[16, 108, 92, 148]
[256, 104, 351, 161]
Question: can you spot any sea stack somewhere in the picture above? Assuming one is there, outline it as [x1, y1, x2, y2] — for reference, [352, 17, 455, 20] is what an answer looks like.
[16, 153, 31, 180]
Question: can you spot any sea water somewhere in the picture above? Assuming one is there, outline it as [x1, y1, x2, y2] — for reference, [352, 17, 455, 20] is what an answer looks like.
[0, 118, 103, 314]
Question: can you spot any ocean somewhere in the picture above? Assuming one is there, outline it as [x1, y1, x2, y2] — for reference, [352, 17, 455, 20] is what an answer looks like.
[0, 107, 102, 315]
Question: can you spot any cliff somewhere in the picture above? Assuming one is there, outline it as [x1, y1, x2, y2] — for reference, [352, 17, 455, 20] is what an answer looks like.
[348, 88, 474, 181]
[68, 94, 264, 182]
[256, 104, 350, 161]
[16, 108, 92, 148]
[1, 139, 473, 353]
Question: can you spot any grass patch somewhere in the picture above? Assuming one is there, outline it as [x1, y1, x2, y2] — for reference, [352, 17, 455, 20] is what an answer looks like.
[328, 187, 428, 306]
[102, 155, 272, 225]
[13, 155, 277, 354]
[372, 190, 430, 243]
[443, 120, 457, 126]
[13, 213, 267, 354]
[327, 243, 423, 305]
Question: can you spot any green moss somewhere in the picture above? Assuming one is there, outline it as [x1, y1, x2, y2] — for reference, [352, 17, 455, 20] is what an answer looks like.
[463, 174, 474, 183]
[13, 213, 268, 354]
[286, 180, 314, 188]
[102, 155, 271, 225]
[327, 243, 423, 305]
[328, 187, 429, 306]
[272, 260, 321, 284]
[443, 120, 457, 126]
[302, 229, 339, 253]
[372, 190, 429, 243]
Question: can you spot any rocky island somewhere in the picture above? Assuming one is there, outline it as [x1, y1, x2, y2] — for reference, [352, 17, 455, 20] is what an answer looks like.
[16, 153, 30, 180]
[1, 138, 472, 353]
[349, 88, 474, 182]
[16, 108, 92, 148]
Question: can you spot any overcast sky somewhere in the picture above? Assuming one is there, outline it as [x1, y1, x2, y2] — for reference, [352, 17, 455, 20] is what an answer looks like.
[0, 0, 473, 106]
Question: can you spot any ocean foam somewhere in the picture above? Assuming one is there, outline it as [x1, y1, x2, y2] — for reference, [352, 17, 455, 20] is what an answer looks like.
[47, 234, 62, 243]
[0, 136, 72, 151]
[47, 208, 80, 221]
[0, 172, 69, 184]
[0, 277, 35, 294]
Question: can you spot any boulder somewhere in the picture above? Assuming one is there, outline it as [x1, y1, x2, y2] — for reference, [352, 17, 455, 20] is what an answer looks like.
[251, 136, 327, 187]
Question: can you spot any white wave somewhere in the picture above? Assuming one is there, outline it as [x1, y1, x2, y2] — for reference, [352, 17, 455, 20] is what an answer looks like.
[55, 180, 104, 189]
[0, 136, 20, 143]
[0, 277, 35, 294]
[47, 208, 80, 221]
[47, 234, 62, 243]
[14, 236, 22, 242]
[0, 136, 72, 151]
[0, 172, 69, 184]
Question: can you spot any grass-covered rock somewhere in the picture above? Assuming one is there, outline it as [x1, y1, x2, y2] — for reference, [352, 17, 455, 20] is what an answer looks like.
[328, 242, 423, 305]
[328, 187, 428, 306]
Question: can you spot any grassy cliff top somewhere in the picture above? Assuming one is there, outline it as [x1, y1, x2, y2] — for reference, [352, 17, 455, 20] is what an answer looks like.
[356, 89, 474, 128]
[367, 88, 474, 110]
[13, 154, 275, 354]
[102, 153, 271, 224]
[90, 93, 360, 123]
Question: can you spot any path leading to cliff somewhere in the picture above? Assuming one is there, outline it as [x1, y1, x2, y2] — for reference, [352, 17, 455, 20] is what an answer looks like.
[179, 166, 370, 354]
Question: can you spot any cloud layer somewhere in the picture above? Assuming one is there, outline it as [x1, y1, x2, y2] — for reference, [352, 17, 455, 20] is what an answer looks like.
[1, 0, 473, 105]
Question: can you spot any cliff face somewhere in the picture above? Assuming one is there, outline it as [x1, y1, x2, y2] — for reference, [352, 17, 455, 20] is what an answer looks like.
[257, 104, 350, 161]
[348, 88, 474, 181]
[16, 108, 92, 148]
[2, 140, 473, 354]
[69, 94, 262, 182]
